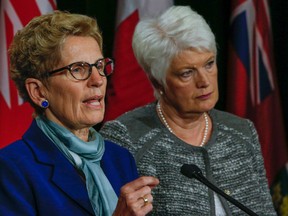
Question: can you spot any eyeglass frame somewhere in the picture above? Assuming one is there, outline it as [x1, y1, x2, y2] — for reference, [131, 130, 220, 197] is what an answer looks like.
[47, 57, 114, 81]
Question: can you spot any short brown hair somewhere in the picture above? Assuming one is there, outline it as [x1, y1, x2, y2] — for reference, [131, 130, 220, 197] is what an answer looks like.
[9, 10, 103, 112]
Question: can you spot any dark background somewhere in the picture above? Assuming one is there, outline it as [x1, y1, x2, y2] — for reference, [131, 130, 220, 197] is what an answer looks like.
[56, 0, 288, 139]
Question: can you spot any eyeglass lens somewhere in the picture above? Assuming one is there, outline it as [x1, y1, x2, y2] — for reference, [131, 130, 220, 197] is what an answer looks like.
[69, 58, 113, 80]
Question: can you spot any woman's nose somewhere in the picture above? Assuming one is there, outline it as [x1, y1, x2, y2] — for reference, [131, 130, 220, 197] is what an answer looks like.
[195, 70, 209, 88]
[88, 66, 104, 87]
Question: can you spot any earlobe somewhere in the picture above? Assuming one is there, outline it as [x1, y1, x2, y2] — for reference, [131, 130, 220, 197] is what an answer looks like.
[150, 76, 164, 93]
[25, 78, 47, 107]
[40, 99, 49, 108]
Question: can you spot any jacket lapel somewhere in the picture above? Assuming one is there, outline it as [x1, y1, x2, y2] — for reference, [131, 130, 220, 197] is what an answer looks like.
[23, 120, 94, 214]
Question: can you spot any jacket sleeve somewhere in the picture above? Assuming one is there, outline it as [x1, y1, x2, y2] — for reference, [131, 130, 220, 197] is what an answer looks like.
[100, 120, 136, 153]
[247, 120, 277, 215]
[0, 154, 36, 215]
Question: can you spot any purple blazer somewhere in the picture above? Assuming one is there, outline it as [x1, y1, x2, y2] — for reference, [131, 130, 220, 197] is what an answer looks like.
[0, 120, 138, 215]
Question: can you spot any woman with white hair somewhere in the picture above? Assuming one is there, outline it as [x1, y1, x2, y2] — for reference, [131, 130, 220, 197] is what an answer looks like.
[101, 6, 276, 215]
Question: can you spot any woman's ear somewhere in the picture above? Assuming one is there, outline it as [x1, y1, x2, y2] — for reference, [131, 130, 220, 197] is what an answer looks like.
[150, 76, 164, 94]
[25, 78, 47, 107]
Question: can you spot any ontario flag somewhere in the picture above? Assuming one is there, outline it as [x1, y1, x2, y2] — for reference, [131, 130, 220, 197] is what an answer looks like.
[104, 0, 173, 121]
[227, 0, 288, 213]
[0, 0, 56, 148]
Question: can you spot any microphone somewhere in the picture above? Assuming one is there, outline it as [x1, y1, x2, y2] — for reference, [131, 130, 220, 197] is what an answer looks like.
[180, 164, 258, 216]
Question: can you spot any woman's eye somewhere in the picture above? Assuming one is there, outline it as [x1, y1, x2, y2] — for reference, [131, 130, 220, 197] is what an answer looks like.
[205, 60, 215, 70]
[96, 62, 104, 70]
[180, 70, 193, 78]
[71, 65, 84, 73]
[72, 68, 81, 73]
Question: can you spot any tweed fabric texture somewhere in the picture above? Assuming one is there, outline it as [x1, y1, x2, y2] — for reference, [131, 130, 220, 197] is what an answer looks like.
[100, 102, 276, 216]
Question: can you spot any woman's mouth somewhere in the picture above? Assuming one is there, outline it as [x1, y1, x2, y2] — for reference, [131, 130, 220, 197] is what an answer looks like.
[197, 92, 212, 100]
[83, 96, 103, 108]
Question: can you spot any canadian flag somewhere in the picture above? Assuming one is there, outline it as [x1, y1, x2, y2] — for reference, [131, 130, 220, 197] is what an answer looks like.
[104, 0, 173, 121]
[0, 0, 56, 148]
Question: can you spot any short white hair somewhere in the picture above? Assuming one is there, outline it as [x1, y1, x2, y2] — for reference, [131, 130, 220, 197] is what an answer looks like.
[132, 6, 217, 99]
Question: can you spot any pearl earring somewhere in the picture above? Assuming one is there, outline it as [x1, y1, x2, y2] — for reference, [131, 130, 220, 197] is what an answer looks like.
[41, 99, 49, 108]
[160, 90, 163, 95]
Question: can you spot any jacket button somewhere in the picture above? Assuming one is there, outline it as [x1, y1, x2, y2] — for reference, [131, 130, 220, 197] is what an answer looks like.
[224, 189, 231, 195]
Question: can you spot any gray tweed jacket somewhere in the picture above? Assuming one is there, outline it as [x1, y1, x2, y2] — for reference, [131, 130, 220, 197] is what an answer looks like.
[100, 102, 276, 216]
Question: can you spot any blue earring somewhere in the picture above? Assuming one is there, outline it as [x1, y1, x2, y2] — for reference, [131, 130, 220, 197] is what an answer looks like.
[41, 99, 49, 108]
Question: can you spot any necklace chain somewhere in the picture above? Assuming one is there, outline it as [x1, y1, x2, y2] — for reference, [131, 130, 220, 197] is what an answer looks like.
[157, 102, 209, 147]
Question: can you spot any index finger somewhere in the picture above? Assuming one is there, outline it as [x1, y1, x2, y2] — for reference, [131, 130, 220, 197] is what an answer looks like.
[122, 176, 159, 193]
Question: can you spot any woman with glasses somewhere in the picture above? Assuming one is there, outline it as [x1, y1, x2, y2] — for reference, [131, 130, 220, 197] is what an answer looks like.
[0, 11, 158, 215]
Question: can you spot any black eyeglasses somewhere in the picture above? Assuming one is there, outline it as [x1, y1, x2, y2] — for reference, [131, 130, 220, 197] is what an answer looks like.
[47, 57, 114, 80]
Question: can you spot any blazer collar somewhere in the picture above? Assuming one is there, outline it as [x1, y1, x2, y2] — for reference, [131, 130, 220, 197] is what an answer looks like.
[23, 120, 94, 214]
